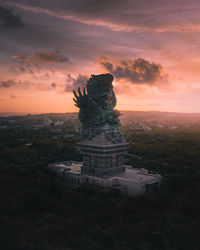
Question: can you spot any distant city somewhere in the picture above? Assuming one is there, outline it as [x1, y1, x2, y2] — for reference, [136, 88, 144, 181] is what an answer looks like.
[1, 111, 200, 131]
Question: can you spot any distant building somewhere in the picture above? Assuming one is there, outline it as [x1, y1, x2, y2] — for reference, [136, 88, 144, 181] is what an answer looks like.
[54, 121, 64, 126]
[134, 124, 152, 131]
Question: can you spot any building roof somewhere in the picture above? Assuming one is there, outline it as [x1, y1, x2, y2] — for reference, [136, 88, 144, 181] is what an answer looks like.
[116, 166, 161, 184]
[52, 162, 82, 174]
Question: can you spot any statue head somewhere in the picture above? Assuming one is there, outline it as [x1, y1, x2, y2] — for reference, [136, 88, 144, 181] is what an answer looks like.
[86, 73, 116, 109]
[73, 73, 122, 142]
[86, 74, 113, 95]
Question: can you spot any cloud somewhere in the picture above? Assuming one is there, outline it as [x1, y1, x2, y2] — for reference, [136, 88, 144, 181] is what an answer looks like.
[36, 82, 57, 91]
[0, 5, 24, 29]
[65, 74, 88, 92]
[11, 53, 41, 75]
[5, 0, 200, 32]
[0, 79, 30, 89]
[98, 56, 167, 84]
[0, 79, 17, 88]
[11, 51, 69, 75]
[33, 51, 69, 63]
[12, 51, 69, 64]
[51, 82, 56, 89]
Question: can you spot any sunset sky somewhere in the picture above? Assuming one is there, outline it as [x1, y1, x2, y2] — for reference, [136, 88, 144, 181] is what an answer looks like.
[1, 0, 200, 114]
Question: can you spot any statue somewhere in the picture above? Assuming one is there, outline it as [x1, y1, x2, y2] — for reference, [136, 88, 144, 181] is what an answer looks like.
[73, 73, 123, 143]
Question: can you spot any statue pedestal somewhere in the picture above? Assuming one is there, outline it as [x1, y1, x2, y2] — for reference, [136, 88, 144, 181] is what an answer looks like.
[79, 135, 128, 177]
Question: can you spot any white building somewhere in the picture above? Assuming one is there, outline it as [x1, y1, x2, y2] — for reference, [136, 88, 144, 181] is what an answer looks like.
[48, 161, 162, 196]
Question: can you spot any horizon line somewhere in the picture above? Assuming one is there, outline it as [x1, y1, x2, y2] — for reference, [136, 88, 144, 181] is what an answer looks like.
[1, 110, 200, 117]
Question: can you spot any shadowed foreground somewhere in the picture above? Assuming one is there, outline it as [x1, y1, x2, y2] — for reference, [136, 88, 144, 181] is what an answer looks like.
[0, 163, 200, 250]
[0, 113, 200, 249]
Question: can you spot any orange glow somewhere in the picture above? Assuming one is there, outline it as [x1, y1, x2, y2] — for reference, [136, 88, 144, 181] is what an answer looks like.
[1, 1, 200, 114]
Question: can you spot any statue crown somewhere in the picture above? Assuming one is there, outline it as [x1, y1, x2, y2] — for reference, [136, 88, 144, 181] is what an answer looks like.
[86, 74, 113, 96]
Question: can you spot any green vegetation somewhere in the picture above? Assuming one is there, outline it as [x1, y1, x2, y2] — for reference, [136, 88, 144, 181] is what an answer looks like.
[125, 128, 200, 175]
[0, 112, 200, 250]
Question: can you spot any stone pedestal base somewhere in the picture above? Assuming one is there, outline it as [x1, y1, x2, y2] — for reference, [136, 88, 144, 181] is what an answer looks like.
[79, 140, 128, 177]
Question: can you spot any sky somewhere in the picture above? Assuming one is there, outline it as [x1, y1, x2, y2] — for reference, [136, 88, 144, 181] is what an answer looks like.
[0, 0, 200, 114]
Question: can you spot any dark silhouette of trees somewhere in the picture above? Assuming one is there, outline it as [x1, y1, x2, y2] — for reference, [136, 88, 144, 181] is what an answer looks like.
[0, 114, 200, 249]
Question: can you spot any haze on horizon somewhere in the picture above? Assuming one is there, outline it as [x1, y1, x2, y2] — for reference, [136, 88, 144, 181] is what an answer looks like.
[1, 0, 200, 114]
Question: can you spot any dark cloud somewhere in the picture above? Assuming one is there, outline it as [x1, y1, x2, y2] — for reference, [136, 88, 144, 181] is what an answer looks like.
[65, 74, 88, 92]
[12, 51, 69, 64]
[11, 51, 69, 75]
[34, 51, 69, 63]
[0, 5, 24, 29]
[51, 82, 56, 89]
[5, 0, 200, 32]
[98, 57, 167, 84]
[0, 79, 17, 88]
[11, 53, 40, 74]
[0, 79, 28, 89]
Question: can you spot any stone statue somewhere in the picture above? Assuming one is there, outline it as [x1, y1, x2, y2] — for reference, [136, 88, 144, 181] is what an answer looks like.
[73, 73, 123, 143]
